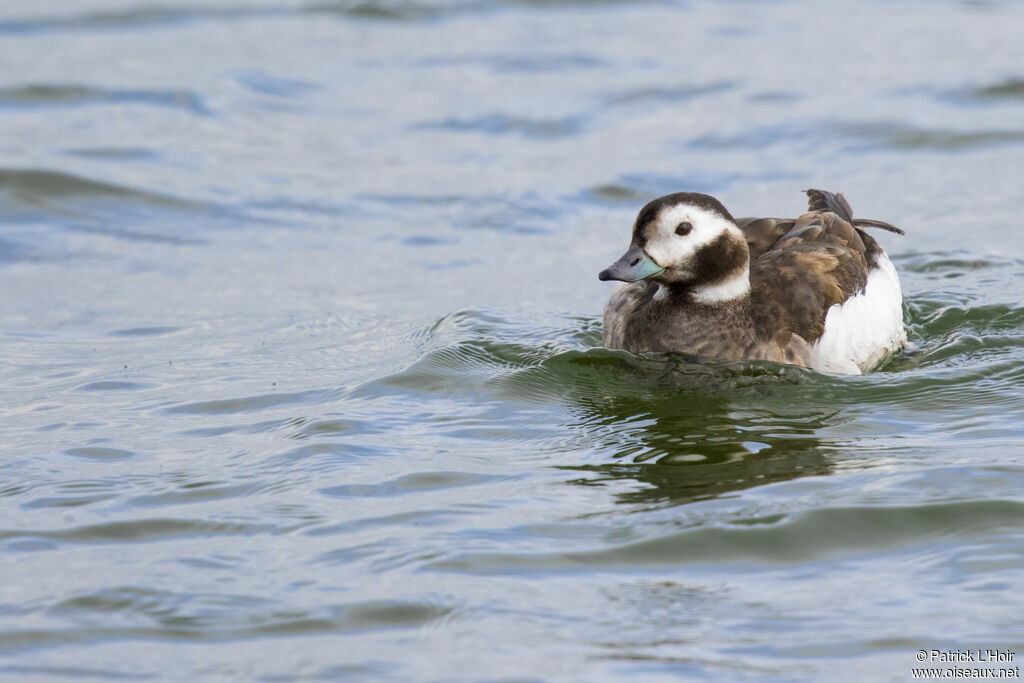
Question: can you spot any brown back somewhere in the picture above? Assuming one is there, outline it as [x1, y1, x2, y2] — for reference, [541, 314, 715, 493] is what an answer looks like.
[739, 190, 899, 344]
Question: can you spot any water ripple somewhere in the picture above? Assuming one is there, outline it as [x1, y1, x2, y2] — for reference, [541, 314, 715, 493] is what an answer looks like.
[0, 84, 209, 115]
[0, 6, 288, 35]
[166, 389, 342, 415]
[603, 81, 736, 106]
[415, 53, 609, 73]
[0, 595, 452, 654]
[308, 0, 650, 21]
[0, 519, 277, 548]
[428, 500, 1024, 574]
[691, 120, 1024, 153]
[0, 168, 222, 242]
[413, 113, 584, 139]
[318, 471, 507, 498]
[959, 77, 1024, 102]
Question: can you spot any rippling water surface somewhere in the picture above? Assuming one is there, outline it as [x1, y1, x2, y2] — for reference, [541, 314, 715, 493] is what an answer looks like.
[2, 1, 1024, 680]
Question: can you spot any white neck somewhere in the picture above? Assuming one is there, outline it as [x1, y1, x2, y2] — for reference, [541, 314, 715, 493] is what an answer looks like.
[690, 271, 750, 304]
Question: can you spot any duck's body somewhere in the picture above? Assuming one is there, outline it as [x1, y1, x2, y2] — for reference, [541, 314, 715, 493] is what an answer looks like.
[599, 189, 906, 374]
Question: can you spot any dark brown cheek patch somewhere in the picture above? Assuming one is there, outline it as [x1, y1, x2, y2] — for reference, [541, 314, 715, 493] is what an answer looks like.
[692, 234, 749, 284]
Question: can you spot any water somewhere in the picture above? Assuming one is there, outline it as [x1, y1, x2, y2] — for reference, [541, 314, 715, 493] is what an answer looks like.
[1, 0, 1023, 680]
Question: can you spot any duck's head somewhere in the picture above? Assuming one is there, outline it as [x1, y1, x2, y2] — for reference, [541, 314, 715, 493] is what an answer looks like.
[599, 192, 750, 301]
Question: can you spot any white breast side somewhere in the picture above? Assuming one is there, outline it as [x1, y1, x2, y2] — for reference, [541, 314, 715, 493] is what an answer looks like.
[808, 252, 907, 374]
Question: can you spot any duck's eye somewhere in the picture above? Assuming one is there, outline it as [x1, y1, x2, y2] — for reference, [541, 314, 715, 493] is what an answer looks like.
[675, 221, 693, 236]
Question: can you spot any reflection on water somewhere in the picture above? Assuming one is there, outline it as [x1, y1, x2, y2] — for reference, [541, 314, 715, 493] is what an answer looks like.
[543, 353, 836, 505]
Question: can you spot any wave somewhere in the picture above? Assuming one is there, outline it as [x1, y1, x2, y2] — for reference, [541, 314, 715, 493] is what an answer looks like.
[691, 119, 1024, 153]
[0, 5, 285, 35]
[426, 499, 1024, 574]
[0, 589, 452, 655]
[0, 167, 246, 245]
[0, 84, 209, 115]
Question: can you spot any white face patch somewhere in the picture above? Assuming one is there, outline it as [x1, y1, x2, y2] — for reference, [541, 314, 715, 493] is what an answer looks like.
[642, 203, 745, 278]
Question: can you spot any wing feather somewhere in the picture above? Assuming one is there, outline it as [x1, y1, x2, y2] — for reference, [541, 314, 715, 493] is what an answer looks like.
[749, 192, 903, 344]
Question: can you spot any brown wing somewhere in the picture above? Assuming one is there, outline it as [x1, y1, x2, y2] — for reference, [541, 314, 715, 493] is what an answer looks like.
[750, 214, 888, 345]
[739, 190, 902, 258]
[741, 190, 904, 345]
[737, 217, 796, 260]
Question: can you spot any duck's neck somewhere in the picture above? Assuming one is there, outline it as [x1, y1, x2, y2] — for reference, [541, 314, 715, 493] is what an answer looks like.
[655, 269, 752, 306]
[626, 276, 755, 354]
[690, 270, 751, 305]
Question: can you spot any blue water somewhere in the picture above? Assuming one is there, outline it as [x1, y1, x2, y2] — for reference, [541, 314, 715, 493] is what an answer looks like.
[1, 1, 1024, 680]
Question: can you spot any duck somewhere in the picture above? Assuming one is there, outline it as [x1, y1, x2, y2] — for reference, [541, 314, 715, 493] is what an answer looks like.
[598, 189, 906, 374]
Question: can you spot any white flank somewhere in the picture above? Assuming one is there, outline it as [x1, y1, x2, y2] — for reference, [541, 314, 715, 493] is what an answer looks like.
[691, 271, 751, 304]
[808, 253, 907, 374]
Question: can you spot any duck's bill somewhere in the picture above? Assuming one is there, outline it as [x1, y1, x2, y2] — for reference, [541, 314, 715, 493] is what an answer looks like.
[598, 246, 665, 282]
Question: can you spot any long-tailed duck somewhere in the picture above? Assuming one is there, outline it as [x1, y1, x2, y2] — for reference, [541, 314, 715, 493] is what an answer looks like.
[599, 189, 906, 374]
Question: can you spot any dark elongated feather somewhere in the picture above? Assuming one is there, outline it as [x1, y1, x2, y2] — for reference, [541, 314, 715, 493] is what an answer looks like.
[805, 188, 854, 222]
[851, 218, 905, 235]
[806, 188, 905, 235]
